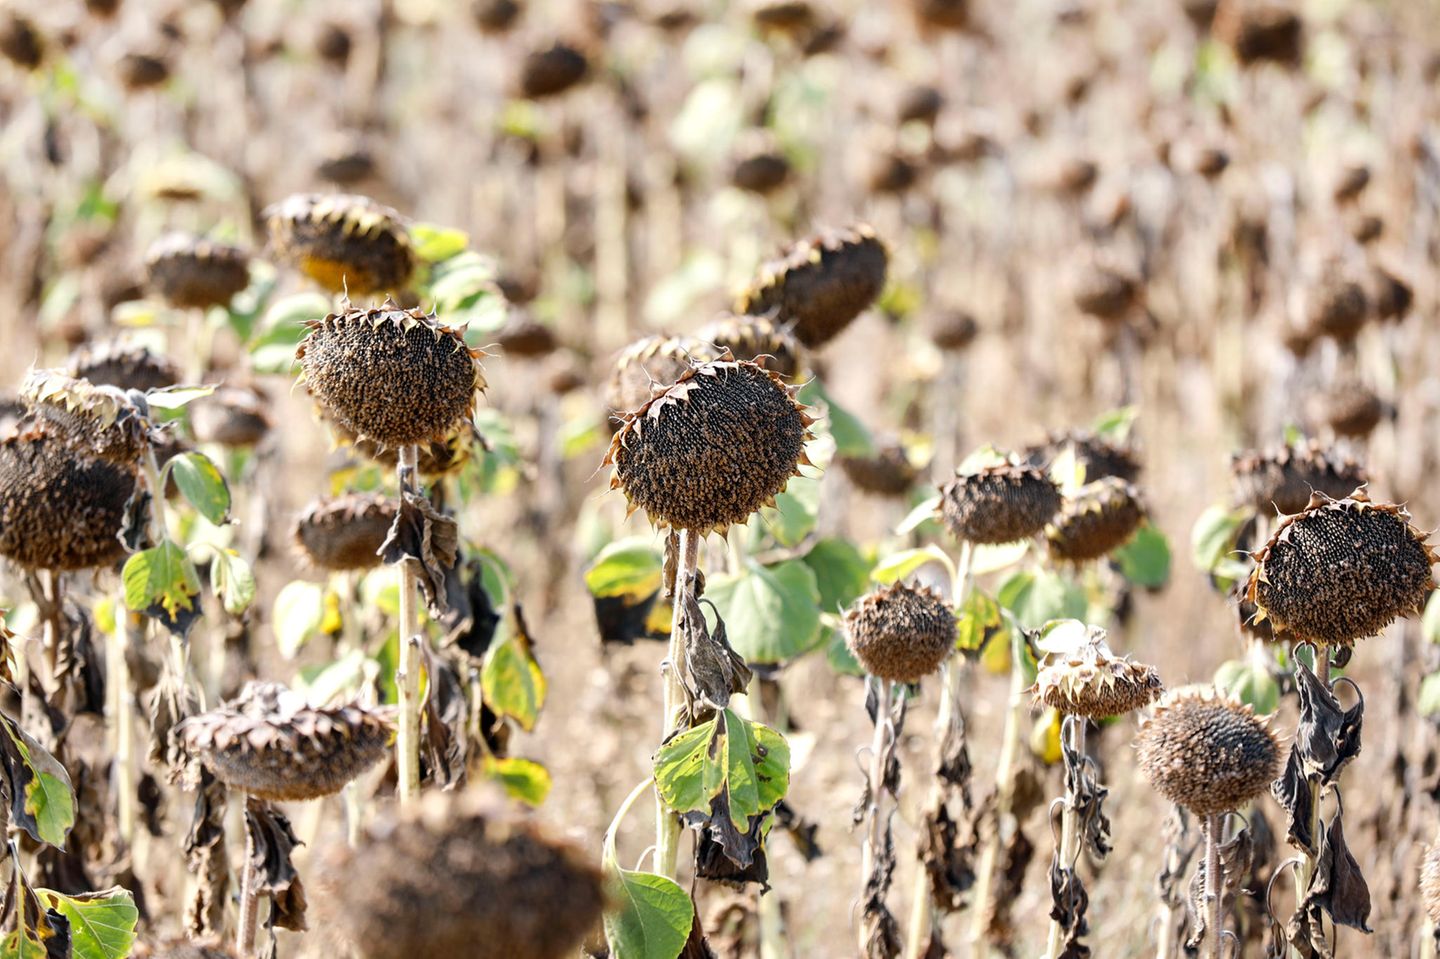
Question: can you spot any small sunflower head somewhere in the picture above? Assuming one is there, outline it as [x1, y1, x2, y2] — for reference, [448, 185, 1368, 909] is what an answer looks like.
[837, 440, 920, 498]
[1022, 429, 1141, 484]
[65, 339, 179, 392]
[1135, 688, 1284, 817]
[292, 493, 397, 572]
[1031, 621, 1162, 718]
[604, 334, 718, 420]
[516, 41, 588, 99]
[939, 463, 1061, 545]
[20, 369, 153, 466]
[264, 193, 416, 294]
[144, 233, 252, 310]
[1313, 378, 1384, 439]
[1045, 477, 1146, 563]
[604, 358, 813, 534]
[1306, 270, 1369, 341]
[296, 303, 486, 449]
[844, 582, 955, 683]
[189, 386, 271, 448]
[1230, 440, 1367, 516]
[175, 681, 391, 802]
[736, 224, 888, 349]
[694, 314, 805, 381]
[1245, 489, 1437, 646]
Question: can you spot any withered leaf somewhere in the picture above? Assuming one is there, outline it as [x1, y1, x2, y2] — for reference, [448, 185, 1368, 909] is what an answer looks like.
[418, 645, 468, 789]
[245, 799, 307, 933]
[772, 799, 822, 861]
[680, 902, 719, 959]
[860, 809, 902, 959]
[918, 801, 976, 914]
[678, 593, 751, 723]
[984, 825, 1035, 946]
[1274, 661, 1363, 855]
[182, 768, 229, 938]
[694, 812, 769, 890]
[1047, 851, 1089, 957]
[380, 490, 459, 616]
[1061, 721, 1110, 862]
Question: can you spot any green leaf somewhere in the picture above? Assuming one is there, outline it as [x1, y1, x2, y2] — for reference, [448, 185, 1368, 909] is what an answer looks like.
[998, 569, 1086, 631]
[824, 628, 864, 676]
[248, 291, 329, 372]
[970, 541, 1030, 576]
[484, 757, 552, 807]
[801, 538, 872, 614]
[169, 452, 231, 525]
[705, 560, 821, 665]
[895, 494, 942, 536]
[1190, 504, 1250, 576]
[295, 648, 368, 706]
[36, 887, 137, 959]
[142, 384, 215, 411]
[753, 473, 820, 548]
[653, 708, 790, 833]
[956, 589, 1006, 653]
[1424, 591, 1440, 645]
[584, 539, 664, 600]
[796, 379, 873, 457]
[1420, 673, 1440, 718]
[1091, 406, 1138, 442]
[272, 581, 325, 660]
[956, 444, 1009, 474]
[122, 541, 200, 618]
[1115, 524, 1171, 589]
[870, 545, 953, 586]
[1214, 659, 1280, 715]
[603, 868, 693, 959]
[481, 633, 546, 731]
[0, 712, 75, 848]
[210, 550, 256, 615]
[409, 223, 470, 263]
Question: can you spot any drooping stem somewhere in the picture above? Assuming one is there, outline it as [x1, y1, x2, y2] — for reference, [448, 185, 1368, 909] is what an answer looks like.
[236, 797, 260, 958]
[108, 604, 137, 844]
[655, 528, 699, 880]
[904, 657, 963, 959]
[396, 444, 422, 806]
[1292, 645, 1331, 958]
[1204, 813, 1222, 959]
[1045, 717, 1087, 959]
[969, 645, 1027, 947]
[859, 678, 896, 956]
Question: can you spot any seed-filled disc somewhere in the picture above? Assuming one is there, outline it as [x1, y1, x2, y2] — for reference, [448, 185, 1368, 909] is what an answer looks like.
[189, 386, 271, 447]
[297, 304, 485, 449]
[66, 339, 179, 392]
[939, 463, 1061, 545]
[1135, 689, 1283, 817]
[844, 582, 954, 683]
[144, 233, 252, 310]
[0, 427, 136, 571]
[736, 224, 888, 349]
[605, 359, 812, 533]
[176, 682, 391, 802]
[1230, 441, 1367, 516]
[1032, 624, 1162, 719]
[1045, 477, 1146, 563]
[264, 193, 416, 294]
[1246, 490, 1436, 646]
[695, 314, 805, 381]
[293, 493, 397, 572]
[317, 790, 605, 959]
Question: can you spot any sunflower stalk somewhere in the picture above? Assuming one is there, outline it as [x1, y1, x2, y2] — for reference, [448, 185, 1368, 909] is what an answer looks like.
[969, 640, 1027, 947]
[859, 678, 897, 956]
[655, 527, 699, 880]
[396, 443, 422, 806]
[236, 797, 261, 958]
[1045, 717, 1087, 959]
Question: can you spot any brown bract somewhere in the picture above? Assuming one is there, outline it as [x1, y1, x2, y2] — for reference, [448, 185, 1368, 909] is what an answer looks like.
[695, 314, 805, 381]
[176, 682, 391, 802]
[1230, 441, 1367, 516]
[66, 339, 179, 392]
[20, 369, 153, 466]
[604, 334, 717, 418]
[1045, 477, 1146, 563]
[264, 193, 415, 294]
[604, 358, 813, 534]
[297, 303, 485, 449]
[144, 233, 251, 310]
[0, 427, 137, 571]
[844, 582, 954, 683]
[1246, 489, 1436, 646]
[736, 224, 888, 349]
[1135, 689, 1283, 817]
[1031, 623, 1162, 718]
[939, 463, 1061, 544]
[292, 493, 397, 572]
[316, 790, 605, 959]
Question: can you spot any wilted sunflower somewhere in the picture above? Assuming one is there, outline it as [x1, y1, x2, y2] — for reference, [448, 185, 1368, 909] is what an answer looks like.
[837, 440, 919, 498]
[1246, 490, 1436, 646]
[189, 386, 271, 447]
[175, 682, 391, 802]
[604, 358, 813, 533]
[939, 463, 1061, 544]
[1230, 441, 1367, 516]
[296, 303, 486, 450]
[694, 314, 805, 381]
[736, 224, 888, 349]
[144, 233, 251, 310]
[1022, 429, 1140, 484]
[19, 370, 153, 467]
[265, 193, 416, 294]
[1135, 689, 1283, 817]
[604, 334, 717, 420]
[292, 494, 397, 572]
[844, 582, 955, 683]
[65, 339, 179, 392]
[1031, 622, 1162, 718]
[1045, 477, 1146, 563]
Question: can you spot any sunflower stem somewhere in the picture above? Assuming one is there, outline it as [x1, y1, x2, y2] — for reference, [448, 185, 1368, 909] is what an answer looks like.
[1045, 717, 1086, 959]
[1292, 647, 1331, 958]
[969, 647, 1026, 947]
[108, 603, 137, 845]
[859, 678, 896, 956]
[236, 797, 260, 958]
[1204, 813, 1222, 959]
[396, 443, 422, 806]
[655, 527, 698, 880]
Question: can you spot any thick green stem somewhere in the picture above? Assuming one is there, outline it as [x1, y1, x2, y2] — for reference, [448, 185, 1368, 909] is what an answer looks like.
[655, 528, 698, 879]
[396, 444, 422, 806]
[969, 652, 1026, 948]
[1045, 718, 1087, 958]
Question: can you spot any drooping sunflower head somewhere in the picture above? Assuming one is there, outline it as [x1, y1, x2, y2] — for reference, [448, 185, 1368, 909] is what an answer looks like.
[264, 193, 416, 295]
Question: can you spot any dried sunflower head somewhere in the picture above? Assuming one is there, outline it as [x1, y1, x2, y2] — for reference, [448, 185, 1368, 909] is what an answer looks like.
[292, 493, 397, 572]
[1313, 379, 1384, 439]
[1045, 477, 1146, 563]
[730, 139, 791, 195]
[1031, 621, 1162, 718]
[316, 789, 605, 959]
[1230, 441, 1367, 516]
[20, 369, 153, 466]
[1071, 260, 1140, 322]
[264, 193, 415, 295]
[939, 463, 1061, 545]
[844, 582, 954, 683]
[65, 339, 179, 392]
[1022, 429, 1140, 484]
[144, 233, 251, 310]
[516, 41, 588, 99]
[296, 303, 486, 449]
[0, 426, 137, 571]
[837, 440, 919, 498]
[1245, 489, 1436, 646]
[189, 386, 271, 447]
[604, 334, 718, 419]
[176, 682, 391, 802]
[1135, 688, 1283, 818]
[927, 310, 978, 352]
[735, 224, 888, 349]
[1214, 1, 1303, 67]
[604, 358, 813, 534]
[1306, 271, 1369, 341]
[695, 314, 805, 381]
[492, 314, 558, 359]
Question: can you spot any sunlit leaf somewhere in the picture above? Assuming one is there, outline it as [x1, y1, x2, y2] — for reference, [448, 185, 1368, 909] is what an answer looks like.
[870, 545, 952, 586]
[603, 867, 692, 959]
[143, 385, 215, 411]
[705, 560, 821, 665]
[801, 538, 872, 615]
[484, 757, 552, 807]
[169, 452, 231, 525]
[122, 541, 200, 619]
[272, 581, 325, 660]
[0, 712, 75, 849]
[653, 708, 790, 833]
[481, 633, 546, 731]
[36, 887, 137, 959]
[1115, 523, 1171, 589]
[409, 223, 470, 263]
[584, 539, 664, 600]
